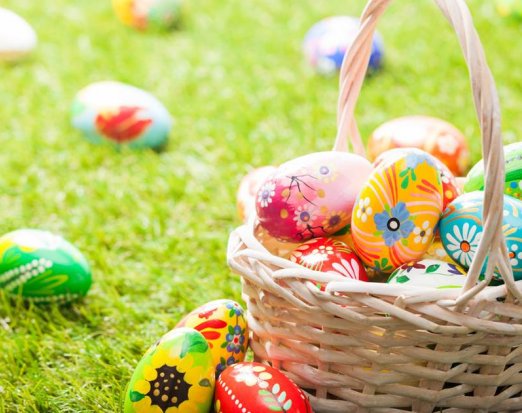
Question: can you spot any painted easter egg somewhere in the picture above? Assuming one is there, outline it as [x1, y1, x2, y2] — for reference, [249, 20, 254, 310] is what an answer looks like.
[496, 0, 522, 19]
[290, 237, 368, 289]
[368, 116, 470, 176]
[440, 191, 522, 281]
[113, 0, 182, 31]
[303, 16, 384, 75]
[351, 151, 443, 275]
[176, 299, 248, 377]
[256, 151, 372, 242]
[0, 8, 37, 62]
[387, 259, 467, 288]
[374, 148, 460, 210]
[71, 81, 172, 150]
[0, 229, 91, 303]
[215, 362, 313, 413]
[237, 166, 277, 223]
[124, 327, 215, 413]
[464, 142, 522, 200]
[424, 238, 454, 263]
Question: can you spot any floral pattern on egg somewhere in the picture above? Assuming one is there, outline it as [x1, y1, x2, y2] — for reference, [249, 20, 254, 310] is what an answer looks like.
[176, 299, 248, 378]
[440, 191, 522, 281]
[351, 152, 443, 274]
[124, 328, 215, 413]
[373, 148, 460, 211]
[256, 152, 372, 242]
[215, 362, 313, 413]
[290, 237, 367, 289]
[237, 166, 277, 222]
[387, 259, 467, 288]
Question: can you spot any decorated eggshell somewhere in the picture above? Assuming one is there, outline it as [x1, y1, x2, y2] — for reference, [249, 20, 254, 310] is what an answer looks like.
[176, 299, 248, 377]
[215, 362, 313, 413]
[387, 259, 467, 288]
[440, 191, 522, 280]
[71, 81, 172, 150]
[113, 0, 182, 31]
[374, 147, 460, 210]
[368, 116, 470, 176]
[124, 327, 215, 413]
[464, 142, 522, 200]
[351, 151, 443, 274]
[424, 238, 453, 263]
[256, 151, 372, 242]
[237, 166, 277, 222]
[496, 0, 522, 19]
[290, 237, 368, 289]
[0, 8, 37, 62]
[0, 229, 91, 303]
[303, 16, 384, 75]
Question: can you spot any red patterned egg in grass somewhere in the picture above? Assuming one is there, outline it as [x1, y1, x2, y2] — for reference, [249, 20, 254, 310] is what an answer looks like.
[374, 147, 460, 210]
[256, 152, 372, 242]
[290, 237, 368, 289]
[215, 362, 313, 413]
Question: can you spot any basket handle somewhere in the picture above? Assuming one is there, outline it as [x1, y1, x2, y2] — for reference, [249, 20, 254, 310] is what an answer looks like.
[333, 0, 521, 303]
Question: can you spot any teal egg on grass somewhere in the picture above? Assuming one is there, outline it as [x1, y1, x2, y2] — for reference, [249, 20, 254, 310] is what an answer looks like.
[440, 191, 522, 281]
[0, 229, 92, 303]
[71, 81, 172, 150]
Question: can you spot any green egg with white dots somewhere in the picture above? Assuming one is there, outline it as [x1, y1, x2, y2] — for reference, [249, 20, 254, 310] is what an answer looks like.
[0, 229, 92, 303]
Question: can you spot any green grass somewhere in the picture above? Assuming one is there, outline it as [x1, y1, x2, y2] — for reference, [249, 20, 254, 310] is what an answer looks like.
[0, 0, 521, 411]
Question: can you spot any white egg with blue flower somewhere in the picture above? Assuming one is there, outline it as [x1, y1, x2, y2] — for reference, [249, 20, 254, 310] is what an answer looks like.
[440, 191, 522, 281]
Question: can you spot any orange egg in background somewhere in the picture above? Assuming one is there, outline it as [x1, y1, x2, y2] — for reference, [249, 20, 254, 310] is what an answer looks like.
[368, 115, 470, 176]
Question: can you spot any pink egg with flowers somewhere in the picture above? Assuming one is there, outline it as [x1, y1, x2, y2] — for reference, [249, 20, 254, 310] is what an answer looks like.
[256, 151, 372, 242]
[290, 237, 368, 289]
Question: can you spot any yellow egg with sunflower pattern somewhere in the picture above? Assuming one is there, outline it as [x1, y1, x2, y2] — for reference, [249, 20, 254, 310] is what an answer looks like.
[176, 299, 248, 377]
[351, 151, 443, 275]
[124, 327, 215, 413]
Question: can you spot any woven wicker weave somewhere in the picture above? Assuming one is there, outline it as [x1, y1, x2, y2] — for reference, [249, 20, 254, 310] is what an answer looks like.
[227, 1, 522, 412]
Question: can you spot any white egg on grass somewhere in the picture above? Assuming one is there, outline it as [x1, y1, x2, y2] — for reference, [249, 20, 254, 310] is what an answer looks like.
[0, 8, 37, 62]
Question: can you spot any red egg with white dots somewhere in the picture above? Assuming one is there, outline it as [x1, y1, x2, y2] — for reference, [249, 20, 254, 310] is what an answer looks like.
[373, 148, 460, 210]
[256, 151, 372, 242]
[214, 362, 313, 413]
[290, 237, 368, 288]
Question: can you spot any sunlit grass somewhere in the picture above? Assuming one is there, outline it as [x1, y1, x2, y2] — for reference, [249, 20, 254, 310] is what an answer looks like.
[0, 0, 520, 411]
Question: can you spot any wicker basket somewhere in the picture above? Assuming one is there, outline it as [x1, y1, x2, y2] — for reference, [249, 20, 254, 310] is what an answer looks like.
[227, 1, 522, 412]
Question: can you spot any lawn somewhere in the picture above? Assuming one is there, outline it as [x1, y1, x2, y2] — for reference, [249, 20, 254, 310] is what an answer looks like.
[0, 0, 521, 411]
